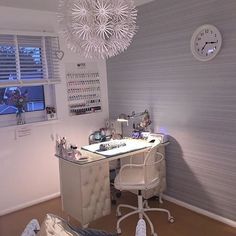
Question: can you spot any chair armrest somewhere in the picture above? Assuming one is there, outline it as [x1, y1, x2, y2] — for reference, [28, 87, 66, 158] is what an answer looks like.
[153, 152, 164, 165]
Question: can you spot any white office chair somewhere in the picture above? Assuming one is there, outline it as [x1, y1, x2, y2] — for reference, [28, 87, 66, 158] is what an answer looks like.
[114, 140, 174, 236]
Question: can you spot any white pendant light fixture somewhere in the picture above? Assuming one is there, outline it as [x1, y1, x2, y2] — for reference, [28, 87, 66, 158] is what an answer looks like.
[58, 0, 138, 59]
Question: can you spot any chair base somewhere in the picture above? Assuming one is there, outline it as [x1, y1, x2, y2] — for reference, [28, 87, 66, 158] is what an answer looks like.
[116, 193, 174, 235]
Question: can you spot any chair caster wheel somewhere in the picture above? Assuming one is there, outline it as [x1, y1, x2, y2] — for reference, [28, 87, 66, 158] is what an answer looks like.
[111, 199, 117, 205]
[117, 228, 122, 234]
[169, 217, 175, 223]
[116, 211, 122, 217]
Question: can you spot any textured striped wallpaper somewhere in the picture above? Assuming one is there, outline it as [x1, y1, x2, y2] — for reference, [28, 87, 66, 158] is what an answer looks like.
[107, 0, 236, 221]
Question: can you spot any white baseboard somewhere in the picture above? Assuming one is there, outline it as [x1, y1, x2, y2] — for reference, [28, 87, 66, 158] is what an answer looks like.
[163, 194, 236, 228]
[0, 192, 60, 217]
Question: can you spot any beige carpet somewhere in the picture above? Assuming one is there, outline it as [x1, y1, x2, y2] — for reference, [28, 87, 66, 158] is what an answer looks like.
[0, 192, 235, 236]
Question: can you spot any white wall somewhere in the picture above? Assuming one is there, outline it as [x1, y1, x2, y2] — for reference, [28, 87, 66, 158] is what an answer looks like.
[0, 6, 109, 215]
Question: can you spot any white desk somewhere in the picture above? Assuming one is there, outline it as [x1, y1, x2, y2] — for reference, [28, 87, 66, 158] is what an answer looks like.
[81, 138, 152, 161]
[58, 138, 167, 226]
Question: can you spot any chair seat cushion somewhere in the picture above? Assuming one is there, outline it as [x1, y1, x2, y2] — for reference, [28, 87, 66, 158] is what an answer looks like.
[115, 167, 146, 190]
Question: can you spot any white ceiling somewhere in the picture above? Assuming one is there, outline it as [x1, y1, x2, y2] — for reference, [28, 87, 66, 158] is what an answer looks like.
[0, 0, 155, 12]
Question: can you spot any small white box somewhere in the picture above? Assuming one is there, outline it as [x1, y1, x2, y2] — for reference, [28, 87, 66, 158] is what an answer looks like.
[47, 113, 57, 120]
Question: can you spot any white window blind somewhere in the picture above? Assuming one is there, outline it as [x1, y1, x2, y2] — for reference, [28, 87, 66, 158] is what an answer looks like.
[0, 35, 17, 84]
[0, 34, 60, 88]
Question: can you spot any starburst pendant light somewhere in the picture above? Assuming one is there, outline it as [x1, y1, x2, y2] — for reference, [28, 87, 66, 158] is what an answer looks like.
[58, 0, 138, 59]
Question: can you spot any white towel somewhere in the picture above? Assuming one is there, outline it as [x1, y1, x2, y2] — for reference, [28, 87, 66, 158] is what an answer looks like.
[21, 219, 40, 236]
[135, 219, 146, 236]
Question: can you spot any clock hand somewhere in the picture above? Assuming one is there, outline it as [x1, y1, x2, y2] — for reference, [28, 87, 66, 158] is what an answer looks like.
[201, 42, 208, 51]
[201, 41, 218, 51]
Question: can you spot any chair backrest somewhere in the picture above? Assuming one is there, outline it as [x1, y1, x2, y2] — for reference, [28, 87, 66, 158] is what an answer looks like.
[143, 139, 164, 189]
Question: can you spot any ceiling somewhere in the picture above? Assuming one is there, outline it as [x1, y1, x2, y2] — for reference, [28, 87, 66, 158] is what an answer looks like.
[0, 0, 155, 12]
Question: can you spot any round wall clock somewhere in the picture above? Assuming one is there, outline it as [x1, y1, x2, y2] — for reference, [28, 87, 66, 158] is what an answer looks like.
[190, 24, 222, 61]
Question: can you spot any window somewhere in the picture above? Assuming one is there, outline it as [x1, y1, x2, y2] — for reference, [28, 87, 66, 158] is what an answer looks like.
[0, 85, 45, 115]
[0, 33, 60, 127]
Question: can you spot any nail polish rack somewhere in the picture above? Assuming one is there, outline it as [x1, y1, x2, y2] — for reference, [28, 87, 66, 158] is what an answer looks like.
[66, 62, 102, 116]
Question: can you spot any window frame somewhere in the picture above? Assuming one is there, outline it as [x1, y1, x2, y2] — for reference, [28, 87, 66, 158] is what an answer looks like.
[0, 30, 60, 127]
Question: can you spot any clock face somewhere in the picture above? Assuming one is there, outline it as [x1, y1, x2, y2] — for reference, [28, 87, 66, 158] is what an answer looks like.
[191, 25, 222, 61]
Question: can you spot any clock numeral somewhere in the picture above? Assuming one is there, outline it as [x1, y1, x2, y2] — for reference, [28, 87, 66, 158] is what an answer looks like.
[198, 37, 201, 41]
[205, 29, 209, 33]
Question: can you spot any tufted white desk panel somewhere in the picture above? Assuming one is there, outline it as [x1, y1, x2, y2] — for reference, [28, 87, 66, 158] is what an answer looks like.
[59, 158, 111, 226]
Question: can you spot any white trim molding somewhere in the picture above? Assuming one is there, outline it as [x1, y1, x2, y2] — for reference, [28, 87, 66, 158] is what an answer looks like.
[0, 192, 60, 216]
[163, 194, 236, 228]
